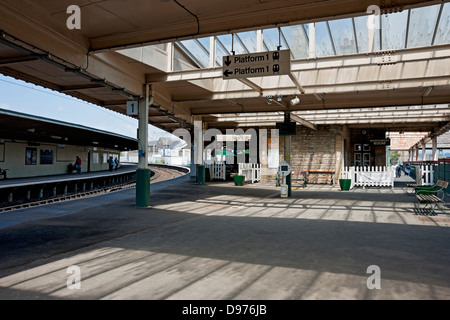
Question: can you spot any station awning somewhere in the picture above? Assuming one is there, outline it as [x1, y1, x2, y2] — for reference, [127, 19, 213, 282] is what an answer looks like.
[0, 109, 138, 151]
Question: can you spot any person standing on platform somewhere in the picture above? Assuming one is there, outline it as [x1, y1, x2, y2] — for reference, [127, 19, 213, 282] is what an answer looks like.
[75, 156, 82, 174]
[108, 156, 114, 172]
[114, 157, 119, 171]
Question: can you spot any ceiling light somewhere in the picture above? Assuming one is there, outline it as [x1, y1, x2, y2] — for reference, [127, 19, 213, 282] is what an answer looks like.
[290, 96, 300, 106]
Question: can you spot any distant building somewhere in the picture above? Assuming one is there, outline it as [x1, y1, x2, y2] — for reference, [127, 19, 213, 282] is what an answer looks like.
[389, 132, 428, 162]
[423, 131, 450, 159]
[122, 136, 189, 165]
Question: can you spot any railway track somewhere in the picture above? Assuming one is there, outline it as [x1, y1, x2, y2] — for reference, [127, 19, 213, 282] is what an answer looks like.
[150, 166, 185, 183]
[0, 166, 186, 213]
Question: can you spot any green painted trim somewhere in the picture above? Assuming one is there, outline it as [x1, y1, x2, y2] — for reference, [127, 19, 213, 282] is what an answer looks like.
[197, 165, 205, 185]
[136, 169, 151, 207]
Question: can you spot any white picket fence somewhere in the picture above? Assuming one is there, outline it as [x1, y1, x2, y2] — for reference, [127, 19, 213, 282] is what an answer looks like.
[341, 166, 395, 188]
[204, 162, 261, 183]
[414, 165, 434, 186]
[204, 162, 226, 180]
[341, 167, 356, 190]
[238, 163, 261, 183]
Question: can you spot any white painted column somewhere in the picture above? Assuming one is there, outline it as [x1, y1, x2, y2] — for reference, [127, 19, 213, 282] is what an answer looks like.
[138, 85, 150, 170]
[191, 116, 203, 181]
[136, 84, 151, 207]
[308, 23, 315, 59]
[194, 116, 204, 165]
[432, 137, 438, 161]
[209, 36, 216, 68]
[368, 15, 375, 53]
[257, 29, 263, 52]
[167, 42, 174, 72]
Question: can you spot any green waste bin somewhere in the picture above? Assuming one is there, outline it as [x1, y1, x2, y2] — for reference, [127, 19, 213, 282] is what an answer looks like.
[234, 175, 245, 186]
[339, 179, 351, 191]
[197, 165, 205, 185]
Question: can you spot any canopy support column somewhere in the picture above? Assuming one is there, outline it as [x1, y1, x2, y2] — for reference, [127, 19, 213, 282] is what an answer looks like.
[136, 84, 151, 207]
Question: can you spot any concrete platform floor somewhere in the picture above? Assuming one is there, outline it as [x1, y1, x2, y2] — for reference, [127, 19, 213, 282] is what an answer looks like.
[0, 177, 450, 300]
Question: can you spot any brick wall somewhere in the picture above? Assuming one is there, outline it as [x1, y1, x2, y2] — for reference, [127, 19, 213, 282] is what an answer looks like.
[259, 125, 350, 184]
[389, 132, 427, 150]
[280, 125, 336, 171]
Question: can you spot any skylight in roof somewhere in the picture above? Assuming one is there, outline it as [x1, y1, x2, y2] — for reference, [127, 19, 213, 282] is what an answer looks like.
[407, 5, 441, 48]
[280, 25, 309, 59]
[177, 38, 210, 69]
[435, 2, 450, 45]
[328, 18, 358, 55]
[315, 21, 335, 57]
[173, 2, 449, 69]
[381, 10, 408, 50]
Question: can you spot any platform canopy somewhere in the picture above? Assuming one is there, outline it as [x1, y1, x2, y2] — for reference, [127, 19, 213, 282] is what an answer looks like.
[0, 0, 449, 133]
[0, 108, 138, 151]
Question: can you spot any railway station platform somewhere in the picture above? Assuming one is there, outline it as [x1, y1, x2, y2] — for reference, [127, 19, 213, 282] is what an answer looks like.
[0, 175, 449, 300]
[0, 164, 138, 210]
[0, 164, 138, 189]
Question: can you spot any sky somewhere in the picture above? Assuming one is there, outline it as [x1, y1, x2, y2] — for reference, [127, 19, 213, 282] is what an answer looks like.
[0, 74, 171, 141]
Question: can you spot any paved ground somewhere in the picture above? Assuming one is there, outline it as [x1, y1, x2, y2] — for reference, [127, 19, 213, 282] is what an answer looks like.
[0, 173, 449, 300]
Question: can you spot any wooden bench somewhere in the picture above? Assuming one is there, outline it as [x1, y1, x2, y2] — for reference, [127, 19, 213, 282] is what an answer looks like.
[291, 171, 307, 188]
[305, 169, 335, 186]
[276, 169, 335, 187]
[415, 180, 449, 216]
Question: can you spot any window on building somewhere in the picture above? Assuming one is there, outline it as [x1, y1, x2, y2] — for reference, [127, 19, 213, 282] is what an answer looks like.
[25, 147, 37, 165]
[93, 152, 99, 164]
[40, 149, 54, 164]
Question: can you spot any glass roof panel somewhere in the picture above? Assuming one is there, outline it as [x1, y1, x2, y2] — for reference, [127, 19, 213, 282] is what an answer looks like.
[215, 35, 230, 67]
[263, 27, 281, 51]
[407, 5, 440, 48]
[381, 10, 408, 50]
[315, 21, 335, 57]
[353, 16, 368, 53]
[173, 3, 450, 69]
[281, 25, 308, 59]
[435, 3, 450, 45]
[216, 34, 247, 57]
[177, 38, 210, 69]
[197, 37, 210, 53]
[236, 30, 258, 53]
[328, 18, 358, 55]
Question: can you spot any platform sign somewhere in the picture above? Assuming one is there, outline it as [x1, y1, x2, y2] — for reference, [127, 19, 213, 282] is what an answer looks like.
[126, 101, 138, 115]
[222, 49, 291, 79]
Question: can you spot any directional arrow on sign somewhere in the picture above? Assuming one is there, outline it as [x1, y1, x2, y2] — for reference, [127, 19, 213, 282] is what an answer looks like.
[222, 49, 291, 80]
[224, 56, 231, 67]
[223, 70, 233, 77]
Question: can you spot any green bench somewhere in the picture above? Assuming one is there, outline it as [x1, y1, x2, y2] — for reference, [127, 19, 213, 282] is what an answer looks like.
[415, 180, 449, 216]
